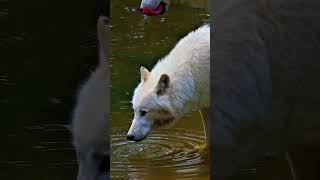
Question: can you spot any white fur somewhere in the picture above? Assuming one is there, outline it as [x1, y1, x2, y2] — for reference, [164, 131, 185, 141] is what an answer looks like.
[128, 25, 210, 141]
[71, 16, 109, 180]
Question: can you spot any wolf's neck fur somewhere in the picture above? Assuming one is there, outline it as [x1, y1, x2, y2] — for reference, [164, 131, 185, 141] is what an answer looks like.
[72, 16, 109, 151]
[150, 25, 210, 118]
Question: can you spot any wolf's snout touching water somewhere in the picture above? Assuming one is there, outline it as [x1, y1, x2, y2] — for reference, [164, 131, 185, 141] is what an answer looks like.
[127, 25, 210, 143]
[71, 16, 109, 180]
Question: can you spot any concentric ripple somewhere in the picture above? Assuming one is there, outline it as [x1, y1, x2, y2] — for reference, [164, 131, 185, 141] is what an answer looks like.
[111, 127, 209, 179]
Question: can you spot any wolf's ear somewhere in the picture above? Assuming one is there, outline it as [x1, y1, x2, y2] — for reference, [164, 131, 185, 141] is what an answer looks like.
[156, 74, 170, 95]
[140, 66, 150, 82]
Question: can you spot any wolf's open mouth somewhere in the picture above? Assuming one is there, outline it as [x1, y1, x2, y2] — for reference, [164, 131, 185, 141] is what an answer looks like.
[140, 1, 166, 16]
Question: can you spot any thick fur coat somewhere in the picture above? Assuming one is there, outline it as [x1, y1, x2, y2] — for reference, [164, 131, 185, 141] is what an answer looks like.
[213, 0, 320, 179]
[71, 16, 109, 180]
[127, 25, 210, 142]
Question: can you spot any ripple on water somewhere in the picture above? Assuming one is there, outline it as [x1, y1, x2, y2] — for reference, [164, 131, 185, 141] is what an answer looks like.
[111, 127, 209, 179]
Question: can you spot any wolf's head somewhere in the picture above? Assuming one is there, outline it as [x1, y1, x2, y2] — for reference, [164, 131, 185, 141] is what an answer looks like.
[127, 66, 178, 141]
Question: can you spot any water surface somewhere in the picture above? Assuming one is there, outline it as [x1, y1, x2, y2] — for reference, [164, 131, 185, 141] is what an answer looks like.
[0, 0, 105, 179]
[110, 0, 210, 179]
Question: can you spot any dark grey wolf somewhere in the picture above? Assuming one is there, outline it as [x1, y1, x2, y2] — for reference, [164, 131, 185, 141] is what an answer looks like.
[213, 0, 320, 179]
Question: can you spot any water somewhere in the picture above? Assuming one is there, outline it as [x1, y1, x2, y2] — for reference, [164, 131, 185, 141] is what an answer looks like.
[110, 0, 210, 179]
[0, 0, 106, 179]
[111, 127, 208, 179]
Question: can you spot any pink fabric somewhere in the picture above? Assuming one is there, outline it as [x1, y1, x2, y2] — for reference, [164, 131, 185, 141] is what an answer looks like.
[140, 2, 166, 16]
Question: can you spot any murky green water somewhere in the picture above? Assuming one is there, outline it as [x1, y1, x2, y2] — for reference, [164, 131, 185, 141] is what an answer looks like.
[110, 0, 210, 179]
[0, 0, 105, 179]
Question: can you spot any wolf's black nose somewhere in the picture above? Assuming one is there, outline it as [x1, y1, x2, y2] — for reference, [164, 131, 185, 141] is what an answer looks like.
[127, 135, 135, 141]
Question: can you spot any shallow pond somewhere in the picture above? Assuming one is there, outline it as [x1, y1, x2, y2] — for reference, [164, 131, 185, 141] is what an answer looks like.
[110, 0, 210, 179]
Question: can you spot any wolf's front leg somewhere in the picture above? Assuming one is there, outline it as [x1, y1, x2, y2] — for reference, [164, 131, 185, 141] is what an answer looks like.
[195, 107, 210, 152]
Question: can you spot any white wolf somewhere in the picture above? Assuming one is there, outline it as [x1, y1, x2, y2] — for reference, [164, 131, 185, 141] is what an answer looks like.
[71, 16, 109, 180]
[127, 25, 210, 144]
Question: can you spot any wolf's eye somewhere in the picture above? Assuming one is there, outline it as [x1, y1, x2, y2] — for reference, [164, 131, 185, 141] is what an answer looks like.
[140, 110, 147, 116]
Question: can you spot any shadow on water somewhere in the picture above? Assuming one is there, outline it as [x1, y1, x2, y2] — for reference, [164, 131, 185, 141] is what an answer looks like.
[110, 0, 209, 179]
[0, 0, 106, 179]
